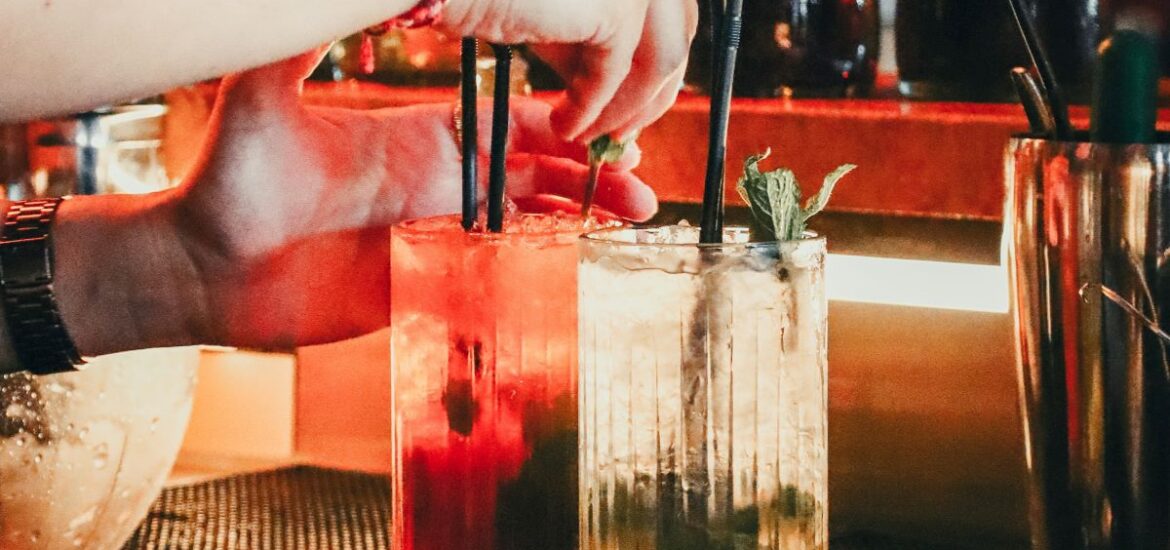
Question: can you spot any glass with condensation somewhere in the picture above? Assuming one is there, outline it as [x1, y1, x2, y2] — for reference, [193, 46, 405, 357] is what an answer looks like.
[390, 213, 613, 550]
[578, 225, 828, 550]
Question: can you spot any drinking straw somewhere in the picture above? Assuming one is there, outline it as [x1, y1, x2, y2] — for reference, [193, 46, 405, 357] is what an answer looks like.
[709, 0, 726, 76]
[1006, 0, 1072, 141]
[487, 44, 512, 233]
[698, 0, 744, 244]
[461, 37, 479, 231]
[580, 156, 601, 217]
[1010, 67, 1056, 136]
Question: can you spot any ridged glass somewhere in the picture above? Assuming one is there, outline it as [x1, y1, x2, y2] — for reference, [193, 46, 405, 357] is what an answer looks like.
[390, 213, 608, 550]
[578, 225, 828, 550]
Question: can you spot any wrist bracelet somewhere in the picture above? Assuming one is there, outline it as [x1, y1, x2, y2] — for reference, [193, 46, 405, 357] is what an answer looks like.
[388, 0, 450, 29]
[0, 198, 85, 376]
[359, 0, 452, 74]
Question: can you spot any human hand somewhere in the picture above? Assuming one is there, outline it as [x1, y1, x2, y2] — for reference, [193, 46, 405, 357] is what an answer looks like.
[440, 0, 697, 141]
[166, 49, 655, 349]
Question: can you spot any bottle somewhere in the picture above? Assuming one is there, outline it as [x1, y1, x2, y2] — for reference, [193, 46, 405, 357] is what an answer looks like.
[896, 0, 1101, 103]
[329, 27, 463, 86]
[1104, 0, 1169, 77]
[685, 0, 881, 98]
[0, 124, 27, 198]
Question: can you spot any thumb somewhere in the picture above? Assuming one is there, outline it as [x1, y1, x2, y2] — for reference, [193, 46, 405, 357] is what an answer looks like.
[217, 45, 331, 115]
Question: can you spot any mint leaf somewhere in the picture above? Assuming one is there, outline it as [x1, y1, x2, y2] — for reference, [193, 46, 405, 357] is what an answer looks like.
[766, 165, 801, 241]
[800, 163, 855, 225]
[588, 135, 630, 165]
[735, 149, 854, 241]
[736, 151, 774, 232]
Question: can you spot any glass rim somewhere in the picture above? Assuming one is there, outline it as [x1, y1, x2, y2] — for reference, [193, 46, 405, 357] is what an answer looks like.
[579, 224, 826, 250]
[393, 213, 620, 239]
[1009, 131, 1170, 147]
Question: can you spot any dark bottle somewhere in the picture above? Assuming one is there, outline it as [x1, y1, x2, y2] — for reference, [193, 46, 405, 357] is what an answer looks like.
[1104, 0, 1170, 77]
[896, 0, 1101, 103]
[685, 0, 881, 98]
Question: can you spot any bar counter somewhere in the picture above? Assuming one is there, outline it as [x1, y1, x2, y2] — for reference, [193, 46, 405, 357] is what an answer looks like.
[156, 81, 1170, 548]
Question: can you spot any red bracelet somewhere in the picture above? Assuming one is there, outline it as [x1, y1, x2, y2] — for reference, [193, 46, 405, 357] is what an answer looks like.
[388, 0, 450, 29]
[359, 0, 451, 74]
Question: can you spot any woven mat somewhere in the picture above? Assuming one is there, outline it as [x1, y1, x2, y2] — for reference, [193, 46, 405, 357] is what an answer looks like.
[122, 466, 978, 549]
[123, 466, 389, 549]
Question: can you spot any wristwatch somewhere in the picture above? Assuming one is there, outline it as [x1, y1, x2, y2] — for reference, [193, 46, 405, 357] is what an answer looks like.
[0, 198, 85, 375]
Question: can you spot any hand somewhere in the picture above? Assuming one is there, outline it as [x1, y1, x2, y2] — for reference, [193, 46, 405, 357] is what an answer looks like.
[441, 0, 698, 141]
[165, 50, 656, 350]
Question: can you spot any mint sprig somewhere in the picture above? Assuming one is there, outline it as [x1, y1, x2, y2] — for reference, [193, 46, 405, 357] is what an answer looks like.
[582, 135, 635, 216]
[588, 135, 630, 165]
[735, 149, 855, 241]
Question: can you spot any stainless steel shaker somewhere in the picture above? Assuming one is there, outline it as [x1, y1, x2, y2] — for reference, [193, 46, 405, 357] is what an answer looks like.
[1005, 136, 1170, 549]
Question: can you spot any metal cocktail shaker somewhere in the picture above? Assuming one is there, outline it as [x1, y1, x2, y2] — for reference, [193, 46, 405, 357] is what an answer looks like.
[1005, 136, 1170, 549]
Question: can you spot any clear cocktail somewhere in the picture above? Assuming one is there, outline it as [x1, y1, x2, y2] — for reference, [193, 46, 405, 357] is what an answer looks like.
[390, 213, 609, 550]
[578, 225, 828, 550]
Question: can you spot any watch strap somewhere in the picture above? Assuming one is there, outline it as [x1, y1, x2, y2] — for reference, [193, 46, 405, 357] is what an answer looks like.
[0, 198, 84, 375]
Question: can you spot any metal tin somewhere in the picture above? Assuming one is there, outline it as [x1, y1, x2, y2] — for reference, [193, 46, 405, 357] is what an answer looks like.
[1005, 136, 1170, 549]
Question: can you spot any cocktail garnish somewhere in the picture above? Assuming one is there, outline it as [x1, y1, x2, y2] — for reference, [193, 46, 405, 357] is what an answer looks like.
[735, 149, 855, 241]
[589, 135, 630, 165]
[581, 135, 634, 217]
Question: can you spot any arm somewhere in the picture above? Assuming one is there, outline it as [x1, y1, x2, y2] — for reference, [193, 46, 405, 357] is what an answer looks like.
[0, 193, 200, 374]
[52, 194, 207, 360]
[0, 51, 657, 374]
[0, 0, 416, 122]
[1, 0, 696, 140]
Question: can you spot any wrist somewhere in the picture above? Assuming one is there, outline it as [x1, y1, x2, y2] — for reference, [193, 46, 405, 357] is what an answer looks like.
[53, 191, 211, 356]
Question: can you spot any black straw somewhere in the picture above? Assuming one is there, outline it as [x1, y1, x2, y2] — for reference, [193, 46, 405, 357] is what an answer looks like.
[460, 38, 478, 231]
[708, 0, 726, 78]
[699, 0, 743, 244]
[1007, 0, 1072, 140]
[1010, 67, 1056, 136]
[487, 44, 512, 233]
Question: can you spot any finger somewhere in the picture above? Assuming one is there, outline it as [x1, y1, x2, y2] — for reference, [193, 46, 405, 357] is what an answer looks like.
[501, 98, 587, 162]
[548, 15, 646, 141]
[469, 98, 641, 170]
[218, 45, 331, 112]
[614, 66, 686, 139]
[513, 101, 644, 171]
[574, 0, 694, 141]
[527, 45, 582, 78]
[607, 140, 642, 172]
[504, 154, 657, 221]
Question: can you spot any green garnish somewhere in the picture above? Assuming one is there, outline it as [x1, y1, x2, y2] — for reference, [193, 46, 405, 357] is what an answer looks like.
[588, 135, 630, 165]
[582, 134, 635, 216]
[735, 148, 855, 241]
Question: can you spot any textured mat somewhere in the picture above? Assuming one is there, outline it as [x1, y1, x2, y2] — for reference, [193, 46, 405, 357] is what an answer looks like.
[123, 466, 389, 549]
[122, 465, 996, 549]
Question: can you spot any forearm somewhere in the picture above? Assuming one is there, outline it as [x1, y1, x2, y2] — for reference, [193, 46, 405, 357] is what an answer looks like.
[0, 0, 417, 123]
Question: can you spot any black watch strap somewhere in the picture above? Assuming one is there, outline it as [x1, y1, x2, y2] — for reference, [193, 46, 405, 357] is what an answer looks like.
[0, 198, 84, 375]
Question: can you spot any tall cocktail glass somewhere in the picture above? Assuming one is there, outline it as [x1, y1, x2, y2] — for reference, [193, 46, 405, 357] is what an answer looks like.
[390, 213, 609, 550]
[578, 225, 828, 550]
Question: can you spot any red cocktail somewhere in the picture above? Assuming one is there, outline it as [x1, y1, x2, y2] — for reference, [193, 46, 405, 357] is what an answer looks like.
[390, 213, 601, 550]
